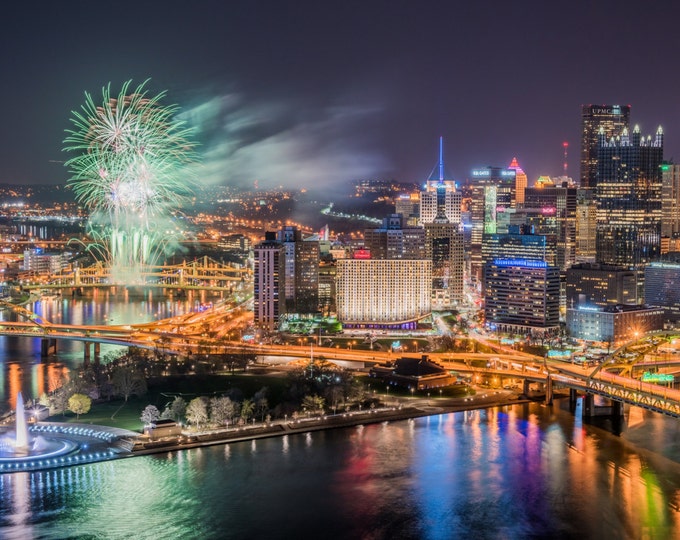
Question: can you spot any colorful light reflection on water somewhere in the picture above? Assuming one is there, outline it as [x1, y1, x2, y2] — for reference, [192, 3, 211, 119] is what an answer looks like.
[1, 402, 678, 539]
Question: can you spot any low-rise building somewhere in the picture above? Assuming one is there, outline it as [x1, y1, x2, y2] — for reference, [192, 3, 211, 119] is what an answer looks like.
[369, 355, 457, 390]
[566, 304, 665, 344]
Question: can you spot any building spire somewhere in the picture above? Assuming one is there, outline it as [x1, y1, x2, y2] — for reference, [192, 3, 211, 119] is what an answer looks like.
[427, 136, 454, 183]
[438, 136, 444, 181]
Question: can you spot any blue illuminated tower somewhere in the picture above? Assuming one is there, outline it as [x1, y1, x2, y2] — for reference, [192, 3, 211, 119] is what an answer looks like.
[420, 137, 461, 225]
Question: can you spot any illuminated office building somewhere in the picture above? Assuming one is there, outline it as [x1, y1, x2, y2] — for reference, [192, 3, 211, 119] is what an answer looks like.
[508, 157, 527, 204]
[567, 304, 664, 344]
[644, 262, 680, 321]
[523, 183, 577, 271]
[425, 219, 464, 308]
[575, 189, 597, 263]
[565, 263, 637, 309]
[580, 104, 630, 188]
[336, 259, 431, 329]
[483, 258, 560, 334]
[254, 232, 286, 332]
[467, 166, 516, 281]
[596, 125, 663, 269]
[395, 193, 421, 226]
[661, 162, 680, 247]
[277, 226, 320, 313]
[482, 225, 555, 269]
[419, 137, 461, 226]
[364, 214, 426, 260]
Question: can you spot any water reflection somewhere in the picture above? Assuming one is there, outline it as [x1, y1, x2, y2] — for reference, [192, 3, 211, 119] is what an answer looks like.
[0, 288, 222, 410]
[0, 403, 679, 538]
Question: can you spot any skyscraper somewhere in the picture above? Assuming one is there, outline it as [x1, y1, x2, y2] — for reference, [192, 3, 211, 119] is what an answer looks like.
[508, 157, 527, 205]
[419, 137, 461, 225]
[580, 104, 630, 188]
[467, 166, 516, 280]
[575, 189, 597, 263]
[364, 214, 426, 260]
[254, 232, 286, 332]
[484, 259, 560, 334]
[276, 226, 319, 314]
[523, 182, 577, 271]
[661, 162, 680, 242]
[595, 125, 664, 269]
[425, 220, 464, 308]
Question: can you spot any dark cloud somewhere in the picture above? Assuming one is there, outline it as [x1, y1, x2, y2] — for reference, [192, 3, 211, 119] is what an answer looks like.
[1, 1, 680, 187]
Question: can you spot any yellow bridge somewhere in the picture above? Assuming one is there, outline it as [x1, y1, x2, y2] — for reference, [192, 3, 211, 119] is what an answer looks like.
[25, 256, 250, 292]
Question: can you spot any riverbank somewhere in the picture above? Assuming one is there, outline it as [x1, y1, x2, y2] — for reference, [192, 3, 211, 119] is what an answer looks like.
[129, 390, 540, 457]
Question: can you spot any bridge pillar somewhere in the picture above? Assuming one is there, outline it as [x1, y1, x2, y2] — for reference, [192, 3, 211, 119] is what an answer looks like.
[40, 338, 57, 357]
[569, 389, 578, 412]
[84, 341, 91, 365]
[611, 400, 624, 417]
[523, 379, 531, 395]
[94, 342, 101, 362]
[583, 394, 595, 417]
[545, 376, 553, 405]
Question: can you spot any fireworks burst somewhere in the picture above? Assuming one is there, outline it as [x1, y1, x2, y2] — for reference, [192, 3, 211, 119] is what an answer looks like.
[64, 80, 197, 283]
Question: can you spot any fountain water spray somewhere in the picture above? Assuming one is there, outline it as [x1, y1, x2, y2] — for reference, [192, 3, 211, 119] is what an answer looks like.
[14, 392, 28, 451]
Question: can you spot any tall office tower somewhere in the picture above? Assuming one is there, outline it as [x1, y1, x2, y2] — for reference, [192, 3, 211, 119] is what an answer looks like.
[508, 157, 527, 204]
[484, 259, 560, 334]
[596, 125, 664, 271]
[523, 183, 577, 271]
[277, 226, 299, 309]
[580, 104, 631, 188]
[295, 240, 320, 313]
[565, 263, 637, 308]
[277, 226, 319, 313]
[336, 259, 432, 328]
[395, 193, 420, 226]
[575, 189, 597, 262]
[318, 260, 336, 316]
[661, 162, 680, 247]
[419, 137, 461, 225]
[254, 232, 286, 332]
[363, 214, 426, 260]
[425, 220, 464, 309]
[467, 166, 516, 281]
[644, 262, 680, 321]
[422, 180, 464, 308]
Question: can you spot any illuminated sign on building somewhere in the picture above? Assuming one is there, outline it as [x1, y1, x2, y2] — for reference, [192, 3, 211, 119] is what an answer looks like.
[493, 258, 548, 268]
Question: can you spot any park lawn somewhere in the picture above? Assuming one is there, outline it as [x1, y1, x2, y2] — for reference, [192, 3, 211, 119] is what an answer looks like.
[46, 397, 148, 432]
[46, 373, 294, 432]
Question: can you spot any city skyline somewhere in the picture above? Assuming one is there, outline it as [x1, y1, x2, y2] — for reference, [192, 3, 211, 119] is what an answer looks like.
[1, 1, 680, 191]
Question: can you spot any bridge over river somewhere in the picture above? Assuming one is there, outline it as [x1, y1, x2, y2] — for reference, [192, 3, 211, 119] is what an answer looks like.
[1, 298, 679, 418]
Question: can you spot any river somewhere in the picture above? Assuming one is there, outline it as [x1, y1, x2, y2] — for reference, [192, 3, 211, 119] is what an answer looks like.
[0, 292, 680, 538]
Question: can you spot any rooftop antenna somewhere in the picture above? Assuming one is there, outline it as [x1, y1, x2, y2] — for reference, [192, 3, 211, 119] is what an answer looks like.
[562, 141, 569, 176]
[439, 136, 444, 182]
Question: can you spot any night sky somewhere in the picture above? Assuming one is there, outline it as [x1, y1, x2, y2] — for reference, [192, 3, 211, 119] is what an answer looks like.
[2, 0, 680, 192]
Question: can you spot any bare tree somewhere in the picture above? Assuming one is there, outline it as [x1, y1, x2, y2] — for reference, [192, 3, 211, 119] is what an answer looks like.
[209, 396, 235, 426]
[111, 365, 147, 402]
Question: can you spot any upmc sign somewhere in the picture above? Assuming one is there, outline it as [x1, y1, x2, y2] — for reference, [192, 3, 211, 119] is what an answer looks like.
[589, 105, 623, 115]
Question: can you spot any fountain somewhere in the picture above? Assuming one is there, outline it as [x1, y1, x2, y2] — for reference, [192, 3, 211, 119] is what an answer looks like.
[0, 392, 136, 473]
[0, 392, 76, 465]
